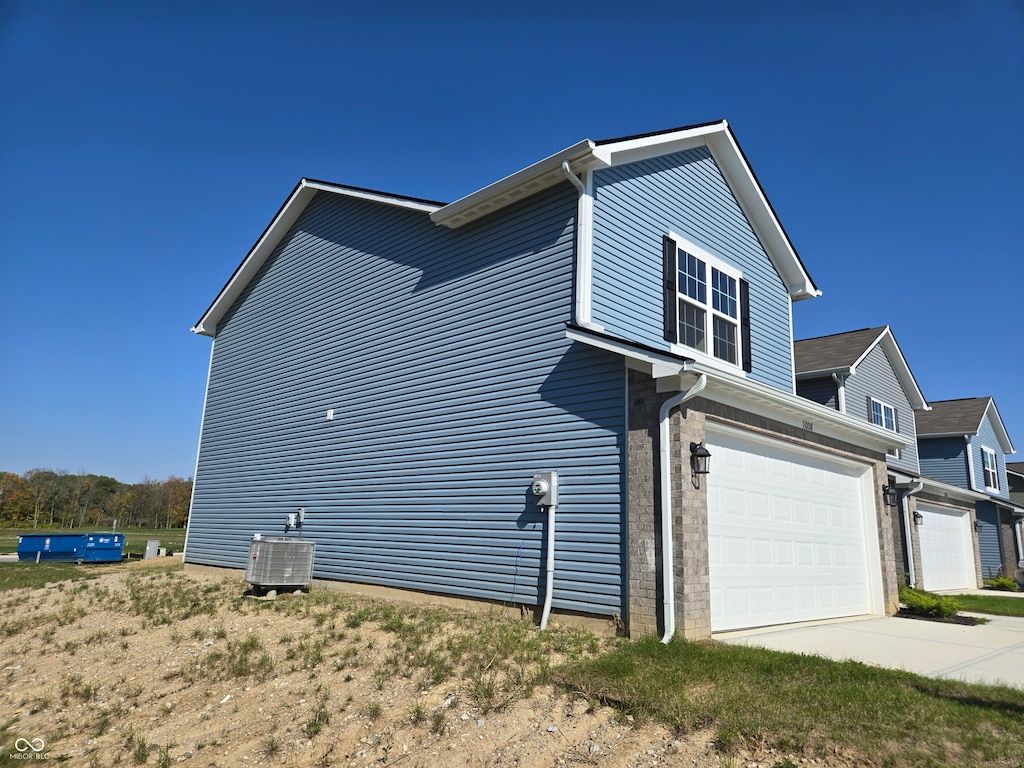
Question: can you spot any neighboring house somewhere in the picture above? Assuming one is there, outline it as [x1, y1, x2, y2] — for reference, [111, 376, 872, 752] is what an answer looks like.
[917, 398, 1023, 578]
[794, 327, 984, 591]
[1008, 463, 1024, 565]
[184, 120, 908, 640]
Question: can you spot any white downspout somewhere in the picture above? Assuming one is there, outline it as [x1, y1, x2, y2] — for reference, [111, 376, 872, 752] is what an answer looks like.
[660, 373, 708, 644]
[539, 500, 557, 631]
[1015, 518, 1024, 565]
[900, 480, 924, 588]
[831, 373, 847, 413]
[560, 161, 599, 330]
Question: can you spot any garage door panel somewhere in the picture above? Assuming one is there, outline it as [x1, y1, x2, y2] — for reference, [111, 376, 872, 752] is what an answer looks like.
[918, 505, 974, 591]
[707, 427, 878, 632]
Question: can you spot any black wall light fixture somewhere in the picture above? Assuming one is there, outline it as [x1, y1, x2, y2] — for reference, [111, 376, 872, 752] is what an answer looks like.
[882, 485, 900, 507]
[689, 442, 711, 488]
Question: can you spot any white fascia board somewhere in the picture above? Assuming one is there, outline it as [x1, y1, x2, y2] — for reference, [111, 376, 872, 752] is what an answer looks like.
[795, 366, 852, 379]
[704, 127, 820, 302]
[983, 398, 1015, 454]
[565, 327, 693, 377]
[431, 140, 597, 229]
[688, 360, 911, 453]
[588, 122, 725, 166]
[191, 180, 441, 337]
[848, 327, 929, 410]
[918, 475, 988, 503]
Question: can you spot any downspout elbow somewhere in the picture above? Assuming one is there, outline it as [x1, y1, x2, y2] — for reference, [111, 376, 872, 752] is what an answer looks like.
[659, 372, 707, 644]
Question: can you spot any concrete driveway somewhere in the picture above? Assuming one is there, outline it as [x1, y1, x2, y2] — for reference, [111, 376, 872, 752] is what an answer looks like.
[716, 610, 1024, 689]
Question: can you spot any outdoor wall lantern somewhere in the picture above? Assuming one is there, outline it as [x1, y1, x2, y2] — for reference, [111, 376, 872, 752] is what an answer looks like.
[973, 519, 981, 533]
[913, 510, 924, 525]
[882, 485, 900, 507]
[689, 442, 712, 488]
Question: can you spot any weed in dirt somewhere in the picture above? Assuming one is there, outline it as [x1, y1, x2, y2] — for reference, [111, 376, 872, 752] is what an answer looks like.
[363, 701, 383, 721]
[260, 734, 282, 758]
[430, 710, 447, 735]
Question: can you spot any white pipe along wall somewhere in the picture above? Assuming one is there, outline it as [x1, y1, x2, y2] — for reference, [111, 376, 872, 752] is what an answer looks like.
[899, 481, 924, 588]
[660, 372, 707, 643]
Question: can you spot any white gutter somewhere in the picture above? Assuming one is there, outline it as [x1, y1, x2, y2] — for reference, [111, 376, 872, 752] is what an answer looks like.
[660, 372, 707, 644]
[898, 480, 924, 588]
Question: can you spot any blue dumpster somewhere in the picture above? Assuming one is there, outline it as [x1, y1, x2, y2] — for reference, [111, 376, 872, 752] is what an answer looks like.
[17, 533, 124, 563]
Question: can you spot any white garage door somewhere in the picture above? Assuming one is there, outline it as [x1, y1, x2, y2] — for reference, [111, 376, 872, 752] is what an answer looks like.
[707, 426, 881, 632]
[918, 504, 975, 592]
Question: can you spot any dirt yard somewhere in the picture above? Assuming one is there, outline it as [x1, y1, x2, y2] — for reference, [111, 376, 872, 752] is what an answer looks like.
[0, 560, 819, 768]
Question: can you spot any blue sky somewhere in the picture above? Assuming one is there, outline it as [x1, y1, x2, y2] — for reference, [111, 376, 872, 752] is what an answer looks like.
[1, 1, 1021, 484]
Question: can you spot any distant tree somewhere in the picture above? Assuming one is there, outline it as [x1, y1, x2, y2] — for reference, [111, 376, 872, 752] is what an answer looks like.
[161, 476, 193, 528]
[0, 472, 29, 525]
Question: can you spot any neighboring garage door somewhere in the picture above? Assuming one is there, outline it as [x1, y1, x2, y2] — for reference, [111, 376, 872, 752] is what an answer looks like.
[917, 504, 975, 592]
[706, 425, 881, 632]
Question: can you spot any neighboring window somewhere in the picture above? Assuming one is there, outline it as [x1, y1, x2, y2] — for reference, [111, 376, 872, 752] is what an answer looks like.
[662, 234, 747, 369]
[869, 397, 901, 458]
[982, 447, 1000, 491]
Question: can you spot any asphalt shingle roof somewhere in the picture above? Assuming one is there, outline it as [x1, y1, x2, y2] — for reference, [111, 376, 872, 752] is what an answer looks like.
[793, 327, 885, 375]
[915, 397, 992, 436]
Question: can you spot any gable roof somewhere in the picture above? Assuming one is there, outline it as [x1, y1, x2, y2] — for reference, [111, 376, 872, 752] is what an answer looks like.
[193, 121, 820, 337]
[191, 179, 444, 336]
[793, 326, 928, 410]
[916, 397, 1015, 453]
[431, 120, 819, 302]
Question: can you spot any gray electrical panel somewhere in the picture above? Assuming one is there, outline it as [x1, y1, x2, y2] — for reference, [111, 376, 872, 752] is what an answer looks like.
[532, 471, 558, 506]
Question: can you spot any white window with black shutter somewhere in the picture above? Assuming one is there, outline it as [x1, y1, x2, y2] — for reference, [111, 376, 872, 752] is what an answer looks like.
[662, 233, 751, 371]
[981, 446, 999, 491]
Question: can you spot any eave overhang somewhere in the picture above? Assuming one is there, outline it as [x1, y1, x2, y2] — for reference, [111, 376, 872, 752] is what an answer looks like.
[433, 120, 819, 302]
[191, 180, 443, 337]
[916, 475, 989, 504]
[566, 325, 908, 454]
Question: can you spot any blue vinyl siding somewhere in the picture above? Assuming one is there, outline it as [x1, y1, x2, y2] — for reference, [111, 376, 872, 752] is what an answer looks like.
[842, 345, 920, 475]
[796, 376, 838, 410]
[972, 416, 1009, 499]
[974, 501, 1003, 577]
[590, 146, 794, 392]
[918, 437, 969, 488]
[187, 184, 627, 617]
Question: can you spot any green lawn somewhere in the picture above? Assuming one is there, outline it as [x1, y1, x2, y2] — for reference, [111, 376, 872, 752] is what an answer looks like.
[952, 592, 1024, 618]
[0, 561, 109, 590]
[0, 526, 187, 557]
[555, 635, 1024, 767]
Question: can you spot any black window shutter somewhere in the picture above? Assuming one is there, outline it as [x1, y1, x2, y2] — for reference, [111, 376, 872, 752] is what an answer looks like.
[867, 396, 873, 422]
[662, 236, 677, 343]
[739, 279, 752, 372]
[893, 408, 900, 433]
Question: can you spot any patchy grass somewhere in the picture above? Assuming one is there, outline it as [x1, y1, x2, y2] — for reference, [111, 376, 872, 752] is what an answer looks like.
[952, 593, 1024, 618]
[553, 635, 1024, 767]
[0, 562, 103, 591]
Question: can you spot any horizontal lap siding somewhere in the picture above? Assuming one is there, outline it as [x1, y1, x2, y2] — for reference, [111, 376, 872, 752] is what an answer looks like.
[918, 437, 968, 488]
[796, 377, 838, 410]
[591, 147, 794, 392]
[974, 501, 1003, 577]
[843, 345, 920, 475]
[187, 184, 627, 616]
[973, 417, 1009, 499]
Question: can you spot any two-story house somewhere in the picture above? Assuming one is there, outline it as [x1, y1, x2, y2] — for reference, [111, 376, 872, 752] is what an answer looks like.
[184, 121, 908, 639]
[794, 327, 984, 591]
[917, 398, 1022, 579]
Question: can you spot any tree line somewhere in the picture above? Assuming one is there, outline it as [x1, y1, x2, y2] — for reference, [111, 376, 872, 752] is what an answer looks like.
[0, 470, 192, 529]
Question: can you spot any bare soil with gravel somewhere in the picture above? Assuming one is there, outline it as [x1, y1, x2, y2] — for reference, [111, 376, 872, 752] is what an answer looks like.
[0, 559, 845, 768]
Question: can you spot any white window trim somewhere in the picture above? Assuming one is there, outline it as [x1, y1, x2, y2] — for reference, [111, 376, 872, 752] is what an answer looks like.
[981, 446, 1000, 492]
[667, 231, 744, 371]
[869, 397, 901, 459]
